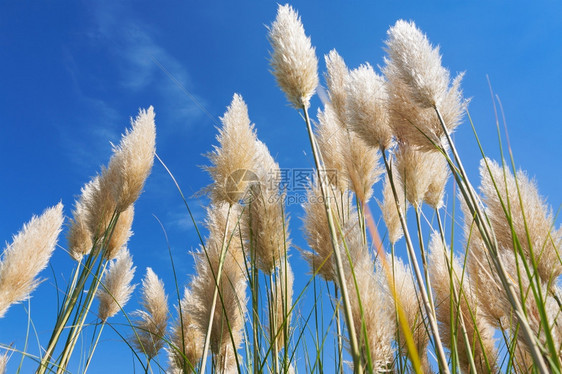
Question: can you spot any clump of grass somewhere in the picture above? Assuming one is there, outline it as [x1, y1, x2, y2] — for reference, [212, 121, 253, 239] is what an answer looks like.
[0, 4, 560, 374]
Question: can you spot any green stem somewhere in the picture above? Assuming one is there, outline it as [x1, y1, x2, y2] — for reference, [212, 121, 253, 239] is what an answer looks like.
[57, 260, 109, 372]
[301, 106, 362, 373]
[270, 272, 279, 374]
[382, 151, 450, 374]
[435, 209, 479, 373]
[83, 321, 105, 373]
[334, 286, 344, 374]
[434, 106, 549, 374]
[37, 240, 103, 374]
[199, 204, 233, 374]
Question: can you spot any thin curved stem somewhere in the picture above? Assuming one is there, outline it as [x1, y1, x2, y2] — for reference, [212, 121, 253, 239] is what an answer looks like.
[382, 151, 450, 374]
[199, 204, 233, 374]
[301, 106, 362, 373]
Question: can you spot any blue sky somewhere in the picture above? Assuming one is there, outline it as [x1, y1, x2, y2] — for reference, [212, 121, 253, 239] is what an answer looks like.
[1, 1, 561, 372]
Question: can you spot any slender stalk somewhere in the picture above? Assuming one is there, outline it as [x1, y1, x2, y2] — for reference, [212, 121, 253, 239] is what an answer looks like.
[251, 245, 259, 374]
[199, 204, 233, 374]
[269, 272, 279, 374]
[434, 106, 550, 374]
[334, 286, 344, 374]
[301, 106, 362, 372]
[37, 240, 103, 374]
[435, 209, 479, 373]
[363, 204, 423, 373]
[39, 212, 121, 373]
[281, 216, 290, 373]
[83, 322, 105, 373]
[381, 151, 450, 374]
[57, 260, 109, 372]
[414, 208, 437, 320]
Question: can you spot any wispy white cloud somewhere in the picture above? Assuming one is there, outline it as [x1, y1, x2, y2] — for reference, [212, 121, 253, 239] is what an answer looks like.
[90, 0, 207, 127]
[60, 0, 210, 171]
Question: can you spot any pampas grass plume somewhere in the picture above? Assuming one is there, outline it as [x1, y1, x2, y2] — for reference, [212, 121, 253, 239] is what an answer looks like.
[324, 49, 349, 126]
[479, 158, 562, 283]
[341, 125, 384, 204]
[344, 221, 395, 370]
[346, 63, 392, 149]
[385, 20, 448, 108]
[206, 94, 259, 205]
[424, 151, 450, 209]
[132, 267, 169, 359]
[106, 107, 156, 212]
[83, 175, 115, 239]
[380, 173, 407, 245]
[83, 106, 155, 238]
[105, 204, 134, 260]
[0, 203, 64, 318]
[268, 4, 318, 108]
[189, 203, 247, 368]
[396, 143, 442, 209]
[316, 105, 348, 193]
[384, 20, 465, 150]
[97, 248, 136, 322]
[428, 233, 498, 372]
[302, 183, 344, 281]
[68, 189, 93, 261]
[168, 288, 203, 373]
[317, 103, 384, 202]
[245, 140, 290, 273]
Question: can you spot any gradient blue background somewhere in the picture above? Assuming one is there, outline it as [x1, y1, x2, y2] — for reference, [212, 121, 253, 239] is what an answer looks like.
[1, 1, 561, 372]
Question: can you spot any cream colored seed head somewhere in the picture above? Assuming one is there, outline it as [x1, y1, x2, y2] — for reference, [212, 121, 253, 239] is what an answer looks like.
[324, 49, 349, 127]
[83, 175, 115, 239]
[423, 150, 450, 209]
[343, 221, 395, 371]
[461, 195, 508, 326]
[167, 287, 203, 373]
[244, 140, 291, 273]
[385, 20, 448, 108]
[106, 107, 156, 212]
[67, 199, 93, 262]
[341, 128, 384, 204]
[318, 103, 384, 203]
[428, 232, 498, 372]
[104, 204, 134, 260]
[384, 21, 466, 150]
[316, 105, 349, 193]
[346, 63, 392, 150]
[480, 158, 562, 283]
[302, 184, 339, 281]
[206, 94, 259, 205]
[396, 143, 440, 209]
[0, 203, 64, 318]
[268, 4, 318, 108]
[189, 203, 247, 359]
[379, 173, 407, 245]
[97, 248, 136, 322]
[132, 268, 169, 359]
